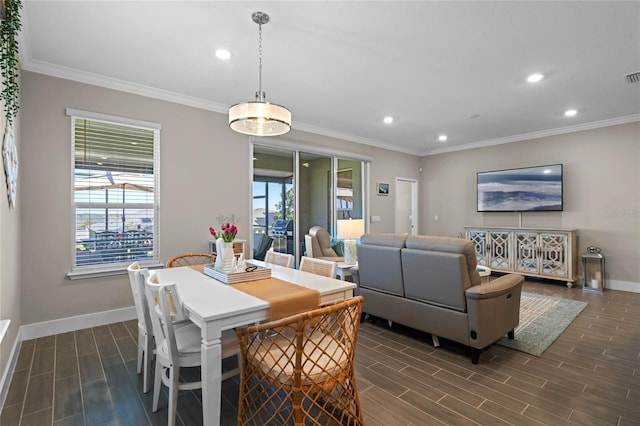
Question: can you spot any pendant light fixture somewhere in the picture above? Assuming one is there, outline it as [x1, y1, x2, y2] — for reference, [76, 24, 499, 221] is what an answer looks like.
[229, 11, 291, 137]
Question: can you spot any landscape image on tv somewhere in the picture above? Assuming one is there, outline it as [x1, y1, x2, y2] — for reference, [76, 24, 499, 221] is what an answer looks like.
[477, 164, 563, 212]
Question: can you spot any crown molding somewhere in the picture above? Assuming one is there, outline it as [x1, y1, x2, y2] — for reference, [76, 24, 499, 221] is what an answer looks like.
[19, 56, 639, 159]
[421, 114, 640, 156]
[291, 122, 421, 156]
[21, 59, 231, 113]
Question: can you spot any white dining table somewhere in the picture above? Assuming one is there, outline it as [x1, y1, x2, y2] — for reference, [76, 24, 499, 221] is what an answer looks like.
[153, 260, 356, 426]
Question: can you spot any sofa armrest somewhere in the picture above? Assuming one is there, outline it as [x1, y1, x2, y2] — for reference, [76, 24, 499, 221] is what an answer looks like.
[465, 273, 524, 350]
[465, 273, 524, 300]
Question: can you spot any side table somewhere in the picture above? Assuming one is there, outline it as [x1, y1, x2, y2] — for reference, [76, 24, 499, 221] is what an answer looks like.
[209, 239, 246, 259]
[336, 262, 357, 281]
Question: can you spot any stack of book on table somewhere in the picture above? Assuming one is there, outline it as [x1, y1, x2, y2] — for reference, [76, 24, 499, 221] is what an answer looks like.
[203, 263, 271, 284]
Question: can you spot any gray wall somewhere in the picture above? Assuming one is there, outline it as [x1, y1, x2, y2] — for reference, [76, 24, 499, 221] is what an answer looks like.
[309, 157, 331, 231]
[274, 132, 422, 234]
[17, 71, 418, 327]
[419, 122, 640, 287]
[19, 71, 250, 325]
[0, 95, 21, 394]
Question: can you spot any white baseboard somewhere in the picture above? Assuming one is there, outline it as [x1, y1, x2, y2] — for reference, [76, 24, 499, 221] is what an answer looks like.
[605, 279, 640, 293]
[0, 335, 21, 410]
[19, 306, 137, 341]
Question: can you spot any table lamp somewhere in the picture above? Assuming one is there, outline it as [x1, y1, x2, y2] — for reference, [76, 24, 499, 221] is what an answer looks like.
[336, 219, 365, 265]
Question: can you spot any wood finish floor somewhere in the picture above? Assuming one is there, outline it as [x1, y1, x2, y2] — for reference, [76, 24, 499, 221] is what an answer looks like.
[2, 280, 639, 425]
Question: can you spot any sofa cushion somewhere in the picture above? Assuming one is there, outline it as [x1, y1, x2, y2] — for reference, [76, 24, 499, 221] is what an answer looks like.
[406, 235, 481, 287]
[357, 242, 405, 296]
[361, 233, 407, 248]
[402, 250, 469, 312]
[331, 240, 344, 257]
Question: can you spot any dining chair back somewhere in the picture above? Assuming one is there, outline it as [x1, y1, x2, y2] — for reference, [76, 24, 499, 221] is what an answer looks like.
[145, 273, 240, 426]
[264, 250, 294, 268]
[299, 256, 337, 278]
[145, 276, 200, 426]
[126, 262, 153, 393]
[165, 252, 215, 268]
[236, 295, 364, 425]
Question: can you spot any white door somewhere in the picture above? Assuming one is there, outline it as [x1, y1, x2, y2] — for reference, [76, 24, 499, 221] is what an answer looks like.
[395, 177, 418, 235]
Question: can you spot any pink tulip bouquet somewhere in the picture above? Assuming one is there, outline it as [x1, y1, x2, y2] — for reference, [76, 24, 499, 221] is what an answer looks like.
[209, 214, 238, 243]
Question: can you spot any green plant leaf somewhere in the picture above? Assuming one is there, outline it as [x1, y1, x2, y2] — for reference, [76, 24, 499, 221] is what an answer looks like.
[0, 0, 23, 125]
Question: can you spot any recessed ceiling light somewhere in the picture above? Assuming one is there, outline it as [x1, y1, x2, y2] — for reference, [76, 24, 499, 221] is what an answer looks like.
[438, 134, 448, 142]
[383, 116, 394, 124]
[527, 73, 544, 83]
[564, 109, 578, 117]
[215, 49, 232, 60]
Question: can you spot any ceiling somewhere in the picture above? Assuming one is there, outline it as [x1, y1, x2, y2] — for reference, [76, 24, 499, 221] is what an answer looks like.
[18, 1, 640, 156]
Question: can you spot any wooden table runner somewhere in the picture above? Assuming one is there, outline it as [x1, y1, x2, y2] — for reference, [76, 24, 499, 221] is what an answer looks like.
[190, 265, 320, 320]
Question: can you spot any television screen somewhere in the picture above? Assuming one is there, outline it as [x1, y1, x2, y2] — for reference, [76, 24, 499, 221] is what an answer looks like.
[477, 164, 563, 212]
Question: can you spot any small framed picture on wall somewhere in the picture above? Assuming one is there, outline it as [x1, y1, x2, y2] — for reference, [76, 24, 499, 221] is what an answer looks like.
[377, 182, 389, 196]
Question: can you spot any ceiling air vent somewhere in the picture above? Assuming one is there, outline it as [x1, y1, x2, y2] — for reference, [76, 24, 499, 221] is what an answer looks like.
[624, 71, 640, 84]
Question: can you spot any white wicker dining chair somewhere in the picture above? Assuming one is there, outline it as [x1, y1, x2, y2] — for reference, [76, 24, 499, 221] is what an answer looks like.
[264, 250, 294, 268]
[145, 273, 240, 426]
[299, 256, 337, 278]
[126, 262, 154, 393]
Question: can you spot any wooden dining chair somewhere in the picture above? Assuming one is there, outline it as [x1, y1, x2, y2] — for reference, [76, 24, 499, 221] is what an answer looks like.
[127, 262, 154, 393]
[145, 273, 240, 426]
[165, 252, 215, 268]
[264, 250, 294, 268]
[299, 256, 337, 278]
[236, 296, 364, 426]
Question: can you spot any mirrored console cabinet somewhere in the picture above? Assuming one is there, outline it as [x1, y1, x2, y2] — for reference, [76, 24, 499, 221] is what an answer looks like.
[465, 226, 577, 287]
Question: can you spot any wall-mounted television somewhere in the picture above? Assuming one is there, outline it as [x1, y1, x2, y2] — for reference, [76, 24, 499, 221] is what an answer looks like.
[477, 164, 563, 212]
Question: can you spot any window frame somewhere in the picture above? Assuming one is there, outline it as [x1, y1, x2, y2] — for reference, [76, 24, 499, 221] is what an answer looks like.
[66, 108, 162, 279]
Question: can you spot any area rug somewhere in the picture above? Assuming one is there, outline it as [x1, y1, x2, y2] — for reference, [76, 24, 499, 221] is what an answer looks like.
[496, 292, 588, 356]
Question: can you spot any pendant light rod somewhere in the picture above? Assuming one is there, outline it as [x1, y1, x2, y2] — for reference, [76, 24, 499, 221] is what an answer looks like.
[253, 11, 268, 102]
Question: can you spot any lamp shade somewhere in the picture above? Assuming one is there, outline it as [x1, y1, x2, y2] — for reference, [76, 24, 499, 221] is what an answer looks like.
[229, 101, 291, 136]
[336, 219, 365, 240]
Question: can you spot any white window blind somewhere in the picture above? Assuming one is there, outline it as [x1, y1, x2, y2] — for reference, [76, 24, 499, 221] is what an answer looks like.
[69, 110, 160, 272]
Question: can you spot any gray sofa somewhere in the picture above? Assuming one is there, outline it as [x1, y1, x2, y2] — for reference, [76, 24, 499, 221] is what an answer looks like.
[351, 233, 523, 364]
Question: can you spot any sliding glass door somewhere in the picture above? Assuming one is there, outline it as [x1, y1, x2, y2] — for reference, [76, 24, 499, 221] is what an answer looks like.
[252, 147, 294, 261]
[252, 143, 368, 265]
